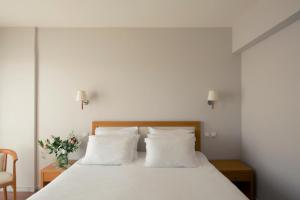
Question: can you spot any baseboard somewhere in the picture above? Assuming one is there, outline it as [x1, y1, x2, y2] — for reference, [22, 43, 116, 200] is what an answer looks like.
[5, 186, 35, 192]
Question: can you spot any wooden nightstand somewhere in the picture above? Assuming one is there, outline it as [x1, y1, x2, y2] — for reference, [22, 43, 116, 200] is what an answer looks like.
[40, 160, 76, 188]
[210, 160, 255, 200]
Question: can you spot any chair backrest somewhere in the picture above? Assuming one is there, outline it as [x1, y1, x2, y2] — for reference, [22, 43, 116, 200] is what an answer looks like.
[0, 153, 6, 171]
[0, 149, 17, 172]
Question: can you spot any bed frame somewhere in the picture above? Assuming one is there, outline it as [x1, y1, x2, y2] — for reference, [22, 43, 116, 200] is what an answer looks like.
[92, 121, 201, 151]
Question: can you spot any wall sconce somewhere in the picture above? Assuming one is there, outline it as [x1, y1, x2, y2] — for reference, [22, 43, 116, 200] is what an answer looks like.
[207, 89, 218, 109]
[76, 90, 89, 110]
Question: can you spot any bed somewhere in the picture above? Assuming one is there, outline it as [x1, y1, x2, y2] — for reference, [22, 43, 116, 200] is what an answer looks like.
[29, 121, 248, 200]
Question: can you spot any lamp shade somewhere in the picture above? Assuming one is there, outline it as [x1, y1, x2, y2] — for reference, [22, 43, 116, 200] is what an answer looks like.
[208, 90, 218, 101]
[76, 90, 88, 102]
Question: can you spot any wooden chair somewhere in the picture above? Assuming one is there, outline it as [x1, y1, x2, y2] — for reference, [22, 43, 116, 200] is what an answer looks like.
[0, 149, 18, 200]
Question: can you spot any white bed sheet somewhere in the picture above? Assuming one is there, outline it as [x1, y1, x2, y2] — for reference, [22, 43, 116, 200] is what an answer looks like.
[29, 152, 248, 200]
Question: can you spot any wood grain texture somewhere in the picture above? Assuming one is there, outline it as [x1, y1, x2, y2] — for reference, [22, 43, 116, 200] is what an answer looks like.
[40, 161, 76, 188]
[92, 121, 201, 151]
[0, 192, 33, 200]
[0, 149, 18, 200]
[210, 160, 252, 172]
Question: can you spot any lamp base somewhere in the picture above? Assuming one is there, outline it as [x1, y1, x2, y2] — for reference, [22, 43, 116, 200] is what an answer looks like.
[208, 101, 215, 109]
[81, 100, 89, 110]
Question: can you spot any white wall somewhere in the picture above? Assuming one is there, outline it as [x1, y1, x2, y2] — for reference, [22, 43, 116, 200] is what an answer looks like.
[0, 28, 35, 191]
[0, 27, 241, 189]
[38, 28, 241, 169]
[233, 0, 300, 52]
[241, 19, 300, 200]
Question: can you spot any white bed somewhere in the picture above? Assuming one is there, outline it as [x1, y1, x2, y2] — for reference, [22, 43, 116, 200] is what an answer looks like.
[30, 121, 248, 200]
[29, 152, 248, 200]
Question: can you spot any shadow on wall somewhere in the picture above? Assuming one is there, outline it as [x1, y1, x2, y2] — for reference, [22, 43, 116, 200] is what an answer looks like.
[89, 91, 100, 103]
[257, 175, 294, 200]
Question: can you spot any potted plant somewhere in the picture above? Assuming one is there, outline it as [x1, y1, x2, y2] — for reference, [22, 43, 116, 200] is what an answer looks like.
[38, 132, 80, 168]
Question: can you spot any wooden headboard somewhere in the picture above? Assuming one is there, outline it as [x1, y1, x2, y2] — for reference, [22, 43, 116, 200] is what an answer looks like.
[92, 121, 201, 151]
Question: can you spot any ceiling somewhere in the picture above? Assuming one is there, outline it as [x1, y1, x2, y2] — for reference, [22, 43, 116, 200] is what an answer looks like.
[0, 0, 257, 27]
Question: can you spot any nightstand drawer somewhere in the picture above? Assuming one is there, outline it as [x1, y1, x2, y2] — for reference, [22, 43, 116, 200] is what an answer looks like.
[223, 172, 251, 181]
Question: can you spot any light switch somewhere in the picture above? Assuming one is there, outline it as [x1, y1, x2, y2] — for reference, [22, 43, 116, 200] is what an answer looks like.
[204, 132, 210, 137]
[211, 131, 217, 137]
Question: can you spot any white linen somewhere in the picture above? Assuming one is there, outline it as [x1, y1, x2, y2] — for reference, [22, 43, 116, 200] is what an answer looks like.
[29, 152, 248, 200]
[95, 127, 138, 135]
[137, 127, 195, 151]
[147, 132, 194, 139]
[95, 127, 139, 161]
[145, 137, 197, 167]
[81, 135, 133, 165]
[148, 127, 194, 135]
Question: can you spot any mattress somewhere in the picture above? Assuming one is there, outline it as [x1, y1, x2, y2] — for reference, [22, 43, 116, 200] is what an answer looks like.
[29, 152, 248, 200]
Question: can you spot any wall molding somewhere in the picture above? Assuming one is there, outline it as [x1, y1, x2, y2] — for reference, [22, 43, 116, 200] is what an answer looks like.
[234, 10, 300, 54]
[33, 27, 39, 191]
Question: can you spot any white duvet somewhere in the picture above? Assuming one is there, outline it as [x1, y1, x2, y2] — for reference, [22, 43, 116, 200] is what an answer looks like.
[29, 152, 248, 200]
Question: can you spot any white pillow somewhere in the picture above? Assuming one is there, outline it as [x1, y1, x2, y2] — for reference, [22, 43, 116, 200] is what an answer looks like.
[148, 127, 194, 139]
[145, 136, 198, 168]
[149, 127, 194, 135]
[95, 127, 138, 135]
[148, 132, 195, 139]
[81, 135, 133, 165]
[95, 127, 139, 160]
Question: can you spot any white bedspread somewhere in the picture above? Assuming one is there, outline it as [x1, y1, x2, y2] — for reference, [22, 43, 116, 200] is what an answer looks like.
[29, 152, 248, 200]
